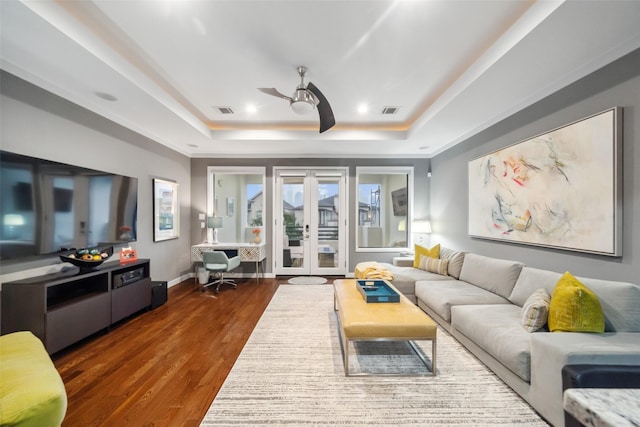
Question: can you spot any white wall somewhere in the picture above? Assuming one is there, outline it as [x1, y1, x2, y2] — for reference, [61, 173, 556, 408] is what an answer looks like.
[0, 71, 192, 286]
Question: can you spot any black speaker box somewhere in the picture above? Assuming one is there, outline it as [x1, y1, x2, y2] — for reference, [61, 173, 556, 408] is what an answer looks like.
[150, 281, 168, 309]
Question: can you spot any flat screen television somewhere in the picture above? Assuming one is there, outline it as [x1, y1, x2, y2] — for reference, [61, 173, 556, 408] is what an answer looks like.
[0, 150, 138, 261]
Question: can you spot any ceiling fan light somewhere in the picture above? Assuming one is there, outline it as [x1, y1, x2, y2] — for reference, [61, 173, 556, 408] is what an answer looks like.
[290, 89, 315, 114]
[291, 100, 315, 114]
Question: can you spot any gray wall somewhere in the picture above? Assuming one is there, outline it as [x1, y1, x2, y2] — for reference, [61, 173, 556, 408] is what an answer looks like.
[430, 48, 640, 283]
[191, 158, 430, 273]
[0, 71, 193, 286]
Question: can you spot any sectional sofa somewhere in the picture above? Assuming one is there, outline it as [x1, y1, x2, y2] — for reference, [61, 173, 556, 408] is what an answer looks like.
[376, 250, 640, 427]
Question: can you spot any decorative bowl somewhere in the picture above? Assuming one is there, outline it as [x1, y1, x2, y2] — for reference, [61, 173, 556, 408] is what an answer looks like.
[60, 246, 113, 272]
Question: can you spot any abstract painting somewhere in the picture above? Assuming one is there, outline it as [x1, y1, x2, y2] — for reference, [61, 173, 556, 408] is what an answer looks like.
[468, 107, 621, 256]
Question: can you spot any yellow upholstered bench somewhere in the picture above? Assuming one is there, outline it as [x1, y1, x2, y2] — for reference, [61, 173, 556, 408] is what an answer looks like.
[0, 331, 67, 427]
[333, 279, 437, 376]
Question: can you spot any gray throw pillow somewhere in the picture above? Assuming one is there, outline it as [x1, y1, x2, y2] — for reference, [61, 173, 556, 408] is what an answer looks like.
[439, 247, 465, 279]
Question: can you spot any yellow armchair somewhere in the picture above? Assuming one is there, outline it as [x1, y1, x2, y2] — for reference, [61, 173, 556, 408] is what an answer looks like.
[0, 331, 67, 427]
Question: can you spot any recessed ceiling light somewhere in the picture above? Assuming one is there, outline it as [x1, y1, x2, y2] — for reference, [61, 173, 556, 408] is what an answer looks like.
[187, 144, 198, 148]
[419, 146, 430, 150]
[95, 91, 117, 102]
[246, 104, 257, 114]
[357, 104, 369, 114]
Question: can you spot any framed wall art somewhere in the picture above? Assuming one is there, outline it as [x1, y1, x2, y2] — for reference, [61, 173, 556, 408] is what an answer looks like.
[153, 178, 180, 242]
[468, 107, 622, 256]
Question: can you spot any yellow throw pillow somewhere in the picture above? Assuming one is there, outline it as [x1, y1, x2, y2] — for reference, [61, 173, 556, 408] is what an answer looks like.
[548, 272, 605, 333]
[413, 244, 440, 268]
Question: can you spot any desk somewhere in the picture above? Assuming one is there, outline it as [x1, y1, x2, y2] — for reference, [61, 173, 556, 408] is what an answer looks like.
[191, 243, 266, 282]
[563, 388, 640, 427]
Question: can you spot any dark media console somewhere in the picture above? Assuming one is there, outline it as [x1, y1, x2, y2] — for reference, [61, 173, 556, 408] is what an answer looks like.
[1, 259, 153, 354]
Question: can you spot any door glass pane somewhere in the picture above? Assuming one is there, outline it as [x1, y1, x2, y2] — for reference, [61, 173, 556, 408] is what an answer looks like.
[282, 176, 304, 268]
[317, 178, 339, 268]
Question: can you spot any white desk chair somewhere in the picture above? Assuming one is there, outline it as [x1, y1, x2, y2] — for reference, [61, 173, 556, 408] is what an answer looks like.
[202, 251, 241, 293]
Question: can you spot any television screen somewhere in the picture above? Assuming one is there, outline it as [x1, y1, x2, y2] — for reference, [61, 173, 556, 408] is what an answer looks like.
[0, 151, 138, 261]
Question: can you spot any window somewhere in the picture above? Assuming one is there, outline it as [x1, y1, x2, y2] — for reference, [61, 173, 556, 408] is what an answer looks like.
[356, 166, 413, 251]
[207, 167, 266, 243]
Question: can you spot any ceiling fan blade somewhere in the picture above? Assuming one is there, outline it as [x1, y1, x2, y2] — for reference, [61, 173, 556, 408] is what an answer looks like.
[257, 87, 292, 101]
[306, 82, 335, 133]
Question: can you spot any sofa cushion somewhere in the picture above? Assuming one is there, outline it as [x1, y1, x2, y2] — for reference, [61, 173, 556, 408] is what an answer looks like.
[378, 263, 450, 299]
[415, 279, 510, 322]
[418, 256, 449, 275]
[413, 243, 440, 268]
[576, 276, 640, 332]
[509, 267, 563, 307]
[521, 288, 551, 332]
[509, 267, 640, 332]
[458, 253, 524, 299]
[548, 272, 604, 333]
[451, 304, 532, 382]
[439, 247, 465, 279]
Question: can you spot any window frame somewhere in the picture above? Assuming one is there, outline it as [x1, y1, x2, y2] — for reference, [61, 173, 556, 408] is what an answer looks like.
[206, 166, 266, 244]
[355, 166, 414, 252]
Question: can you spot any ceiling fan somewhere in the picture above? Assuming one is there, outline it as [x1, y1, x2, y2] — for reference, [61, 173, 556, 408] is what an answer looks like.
[258, 66, 335, 133]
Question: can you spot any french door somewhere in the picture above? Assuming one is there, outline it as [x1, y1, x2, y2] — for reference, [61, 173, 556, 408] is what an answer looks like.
[274, 168, 347, 276]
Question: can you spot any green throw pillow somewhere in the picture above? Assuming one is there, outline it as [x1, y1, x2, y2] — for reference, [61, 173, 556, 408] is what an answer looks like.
[548, 272, 605, 333]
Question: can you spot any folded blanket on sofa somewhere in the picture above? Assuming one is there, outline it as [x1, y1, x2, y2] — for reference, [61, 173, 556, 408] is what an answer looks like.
[354, 262, 394, 280]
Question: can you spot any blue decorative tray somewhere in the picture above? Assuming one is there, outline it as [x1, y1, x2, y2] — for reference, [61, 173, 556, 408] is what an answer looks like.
[356, 279, 400, 303]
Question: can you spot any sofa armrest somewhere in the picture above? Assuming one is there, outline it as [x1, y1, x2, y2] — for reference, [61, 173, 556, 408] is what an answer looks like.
[392, 257, 414, 267]
[528, 332, 640, 427]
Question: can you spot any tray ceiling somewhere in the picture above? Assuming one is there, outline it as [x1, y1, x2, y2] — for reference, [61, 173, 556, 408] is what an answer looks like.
[1, 0, 639, 158]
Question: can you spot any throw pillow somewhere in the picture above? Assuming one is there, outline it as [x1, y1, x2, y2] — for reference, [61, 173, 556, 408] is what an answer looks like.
[413, 243, 440, 268]
[548, 272, 605, 333]
[419, 256, 450, 275]
[521, 288, 551, 332]
[439, 247, 465, 279]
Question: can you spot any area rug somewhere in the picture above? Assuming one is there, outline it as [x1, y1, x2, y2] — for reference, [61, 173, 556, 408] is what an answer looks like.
[287, 276, 328, 285]
[201, 285, 548, 426]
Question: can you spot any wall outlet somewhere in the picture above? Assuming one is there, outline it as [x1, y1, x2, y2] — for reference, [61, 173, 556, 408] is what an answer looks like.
[200, 222, 205, 229]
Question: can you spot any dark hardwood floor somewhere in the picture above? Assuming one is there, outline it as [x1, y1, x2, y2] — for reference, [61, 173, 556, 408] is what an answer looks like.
[53, 277, 281, 427]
